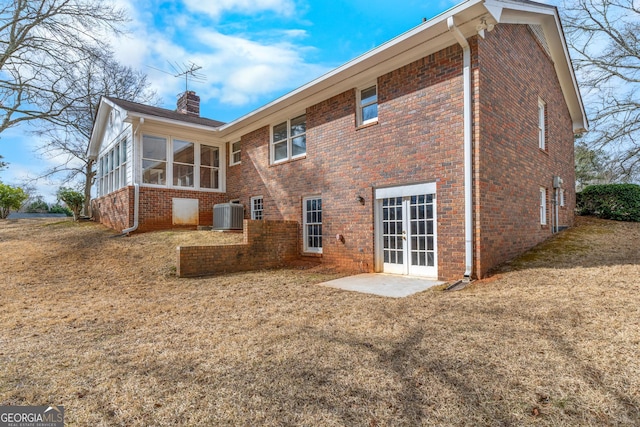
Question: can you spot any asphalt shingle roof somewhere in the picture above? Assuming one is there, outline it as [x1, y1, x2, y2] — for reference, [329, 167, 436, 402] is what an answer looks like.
[105, 96, 225, 128]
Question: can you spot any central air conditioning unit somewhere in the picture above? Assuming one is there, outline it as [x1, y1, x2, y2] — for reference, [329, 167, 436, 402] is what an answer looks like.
[213, 203, 244, 230]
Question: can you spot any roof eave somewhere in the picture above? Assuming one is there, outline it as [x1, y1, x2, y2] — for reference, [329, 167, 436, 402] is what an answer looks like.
[87, 97, 118, 160]
[217, 0, 588, 140]
[125, 112, 224, 134]
[216, 0, 488, 139]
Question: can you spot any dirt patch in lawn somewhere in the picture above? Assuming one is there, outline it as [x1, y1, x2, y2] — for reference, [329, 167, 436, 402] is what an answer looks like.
[1, 216, 639, 426]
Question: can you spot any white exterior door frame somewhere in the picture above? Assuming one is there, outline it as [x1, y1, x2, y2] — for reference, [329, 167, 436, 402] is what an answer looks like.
[374, 182, 438, 278]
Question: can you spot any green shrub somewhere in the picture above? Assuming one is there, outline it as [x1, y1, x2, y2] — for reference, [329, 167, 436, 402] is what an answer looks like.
[56, 187, 85, 221]
[26, 197, 49, 213]
[0, 183, 28, 219]
[48, 204, 73, 216]
[576, 184, 640, 222]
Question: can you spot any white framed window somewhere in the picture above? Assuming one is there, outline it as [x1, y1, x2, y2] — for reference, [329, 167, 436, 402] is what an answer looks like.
[271, 114, 306, 163]
[120, 138, 128, 189]
[141, 134, 221, 191]
[540, 187, 547, 225]
[251, 196, 264, 220]
[303, 196, 322, 253]
[142, 135, 167, 185]
[230, 141, 241, 166]
[98, 138, 128, 196]
[173, 139, 194, 187]
[559, 188, 565, 207]
[357, 84, 378, 126]
[200, 144, 220, 189]
[538, 98, 546, 150]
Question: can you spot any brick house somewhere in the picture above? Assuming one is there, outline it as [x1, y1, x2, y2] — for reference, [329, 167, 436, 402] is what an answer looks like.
[88, 0, 587, 280]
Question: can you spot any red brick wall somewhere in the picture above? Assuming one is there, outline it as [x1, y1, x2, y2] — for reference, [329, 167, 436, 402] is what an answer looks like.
[92, 186, 226, 232]
[177, 220, 299, 277]
[475, 24, 576, 277]
[137, 187, 227, 232]
[227, 45, 468, 280]
[91, 186, 133, 232]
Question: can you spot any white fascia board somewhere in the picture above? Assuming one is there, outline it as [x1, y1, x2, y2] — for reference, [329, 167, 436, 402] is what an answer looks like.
[87, 98, 115, 160]
[216, 0, 486, 139]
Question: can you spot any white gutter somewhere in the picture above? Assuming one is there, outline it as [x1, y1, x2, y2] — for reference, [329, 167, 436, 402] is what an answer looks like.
[447, 16, 473, 279]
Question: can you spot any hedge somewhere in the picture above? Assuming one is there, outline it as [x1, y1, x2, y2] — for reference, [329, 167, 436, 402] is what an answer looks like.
[576, 184, 640, 222]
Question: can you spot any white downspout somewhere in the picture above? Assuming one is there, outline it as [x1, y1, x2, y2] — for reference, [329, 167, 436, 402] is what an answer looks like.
[447, 17, 473, 279]
[122, 117, 144, 234]
[121, 184, 139, 234]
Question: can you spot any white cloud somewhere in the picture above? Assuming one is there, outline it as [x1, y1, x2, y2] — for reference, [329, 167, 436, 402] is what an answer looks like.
[182, 0, 296, 19]
[109, 2, 329, 112]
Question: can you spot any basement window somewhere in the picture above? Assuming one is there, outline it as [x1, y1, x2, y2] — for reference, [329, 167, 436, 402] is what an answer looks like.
[540, 187, 547, 225]
[251, 196, 264, 220]
[303, 196, 322, 253]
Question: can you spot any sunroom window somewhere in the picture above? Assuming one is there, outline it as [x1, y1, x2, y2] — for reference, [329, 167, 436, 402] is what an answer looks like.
[173, 140, 194, 187]
[98, 138, 128, 196]
[142, 135, 167, 185]
[200, 144, 219, 189]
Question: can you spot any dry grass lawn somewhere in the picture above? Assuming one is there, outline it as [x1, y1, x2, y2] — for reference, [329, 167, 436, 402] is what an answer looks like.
[1, 216, 639, 426]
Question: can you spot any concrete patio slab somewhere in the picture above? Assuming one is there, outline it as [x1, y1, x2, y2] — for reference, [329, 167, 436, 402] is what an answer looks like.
[320, 273, 444, 298]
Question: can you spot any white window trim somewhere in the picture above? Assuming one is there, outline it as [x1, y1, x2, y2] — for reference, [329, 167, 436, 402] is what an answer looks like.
[271, 114, 306, 164]
[559, 188, 565, 207]
[357, 83, 378, 126]
[98, 137, 128, 197]
[251, 196, 264, 220]
[538, 98, 546, 150]
[230, 141, 241, 166]
[303, 196, 322, 254]
[140, 132, 225, 192]
[540, 187, 547, 225]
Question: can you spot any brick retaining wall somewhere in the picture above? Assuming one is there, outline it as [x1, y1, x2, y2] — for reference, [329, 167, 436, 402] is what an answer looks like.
[177, 220, 299, 277]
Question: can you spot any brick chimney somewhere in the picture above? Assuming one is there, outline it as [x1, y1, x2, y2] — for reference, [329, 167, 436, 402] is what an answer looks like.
[177, 91, 200, 117]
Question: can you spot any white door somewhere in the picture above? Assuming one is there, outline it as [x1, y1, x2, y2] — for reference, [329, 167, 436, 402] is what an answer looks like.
[377, 183, 437, 278]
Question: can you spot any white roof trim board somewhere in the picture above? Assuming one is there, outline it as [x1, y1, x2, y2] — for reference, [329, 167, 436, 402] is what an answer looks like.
[88, 0, 587, 158]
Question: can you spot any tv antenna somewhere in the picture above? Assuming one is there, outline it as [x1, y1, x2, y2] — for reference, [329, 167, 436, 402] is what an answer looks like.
[147, 61, 207, 92]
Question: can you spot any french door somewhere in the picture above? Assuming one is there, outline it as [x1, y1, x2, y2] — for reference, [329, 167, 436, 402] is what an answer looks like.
[376, 183, 437, 277]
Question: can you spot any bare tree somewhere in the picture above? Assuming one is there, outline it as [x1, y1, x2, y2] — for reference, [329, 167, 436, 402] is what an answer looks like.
[36, 51, 158, 216]
[0, 0, 127, 134]
[562, 0, 640, 182]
